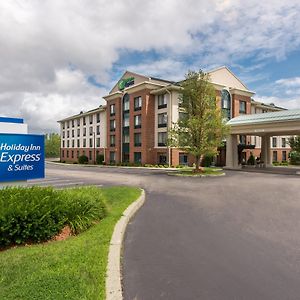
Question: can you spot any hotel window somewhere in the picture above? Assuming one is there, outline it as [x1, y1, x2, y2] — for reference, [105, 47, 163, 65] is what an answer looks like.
[66, 150, 69, 158]
[83, 128, 86, 136]
[134, 96, 142, 111]
[158, 132, 167, 147]
[89, 115, 93, 124]
[77, 118, 80, 126]
[123, 132, 130, 143]
[62, 131, 65, 138]
[110, 151, 116, 163]
[158, 94, 167, 109]
[239, 101, 246, 114]
[134, 152, 142, 164]
[67, 121, 70, 128]
[179, 153, 188, 165]
[96, 125, 100, 135]
[89, 138, 93, 147]
[110, 135, 115, 147]
[89, 151, 92, 160]
[110, 104, 115, 116]
[96, 113, 100, 123]
[83, 139, 86, 147]
[239, 135, 246, 145]
[72, 140, 75, 148]
[67, 140, 70, 148]
[282, 138, 286, 148]
[83, 117, 86, 125]
[62, 122, 65, 129]
[272, 137, 277, 148]
[123, 93, 130, 111]
[158, 113, 168, 128]
[89, 126, 93, 136]
[134, 115, 141, 128]
[282, 150, 287, 161]
[96, 138, 100, 147]
[123, 113, 130, 127]
[134, 133, 141, 147]
[221, 89, 231, 120]
[77, 139, 80, 147]
[110, 119, 116, 131]
[71, 151, 74, 159]
[262, 109, 268, 113]
[72, 130, 74, 138]
[273, 151, 278, 162]
[77, 128, 80, 137]
[62, 141, 65, 148]
[72, 120, 75, 127]
[67, 131, 70, 138]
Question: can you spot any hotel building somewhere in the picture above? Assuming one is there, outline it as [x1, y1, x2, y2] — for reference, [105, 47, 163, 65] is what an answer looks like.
[58, 66, 290, 165]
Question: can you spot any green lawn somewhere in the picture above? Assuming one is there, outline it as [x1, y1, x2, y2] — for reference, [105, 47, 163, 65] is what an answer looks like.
[0, 186, 141, 300]
[169, 167, 225, 177]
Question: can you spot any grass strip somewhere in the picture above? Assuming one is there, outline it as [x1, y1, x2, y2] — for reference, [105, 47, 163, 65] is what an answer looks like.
[0, 186, 141, 300]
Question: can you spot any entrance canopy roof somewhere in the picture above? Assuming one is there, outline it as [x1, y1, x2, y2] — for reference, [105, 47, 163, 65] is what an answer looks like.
[227, 109, 300, 136]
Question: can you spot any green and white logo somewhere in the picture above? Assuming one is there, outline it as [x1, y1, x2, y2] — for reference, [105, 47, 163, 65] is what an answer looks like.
[118, 77, 134, 90]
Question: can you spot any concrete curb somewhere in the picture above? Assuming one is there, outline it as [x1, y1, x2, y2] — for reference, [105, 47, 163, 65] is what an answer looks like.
[106, 189, 145, 300]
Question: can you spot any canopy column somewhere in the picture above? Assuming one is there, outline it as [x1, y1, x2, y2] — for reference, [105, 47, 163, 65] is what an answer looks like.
[261, 135, 272, 168]
[225, 134, 239, 169]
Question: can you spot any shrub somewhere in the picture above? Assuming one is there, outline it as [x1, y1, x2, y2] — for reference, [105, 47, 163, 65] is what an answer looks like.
[290, 151, 300, 165]
[247, 154, 255, 165]
[96, 154, 104, 165]
[0, 186, 107, 248]
[78, 155, 88, 164]
[201, 155, 214, 167]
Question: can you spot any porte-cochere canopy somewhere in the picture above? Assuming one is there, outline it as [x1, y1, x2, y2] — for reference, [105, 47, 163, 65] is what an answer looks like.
[226, 109, 300, 169]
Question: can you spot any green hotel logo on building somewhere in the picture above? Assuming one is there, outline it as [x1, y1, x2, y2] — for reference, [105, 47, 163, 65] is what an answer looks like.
[118, 77, 135, 90]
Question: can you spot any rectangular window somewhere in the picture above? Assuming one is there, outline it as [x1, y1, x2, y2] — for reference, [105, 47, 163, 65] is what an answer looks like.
[62, 150, 64, 157]
[67, 131, 70, 138]
[96, 125, 100, 135]
[282, 138, 286, 148]
[83, 139, 86, 147]
[134, 115, 141, 128]
[134, 96, 142, 111]
[89, 126, 93, 136]
[77, 139, 80, 147]
[96, 138, 100, 147]
[158, 132, 167, 146]
[89, 151, 92, 160]
[179, 153, 188, 165]
[72, 129, 74, 138]
[239, 101, 246, 114]
[72, 140, 75, 148]
[62, 140, 65, 148]
[83, 117, 86, 125]
[123, 98, 130, 111]
[158, 94, 167, 109]
[89, 115, 93, 124]
[71, 150, 74, 158]
[272, 137, 277, 148]
[282, 150, 287, 161]
[110, 151, 116, 163]
[62, 122, 65, 130]
[110, 104, 115, 116]
[77, 150, 79, 158]
[83, 127, 86, 136]
[77, 118, 80, 126]
[96, 113, 100, 123]
[77, 128, 80, 137]
[123, 113, 130, 127]
[123, 133, 130, 143]
[134, 152, 142, 164]
[72, 119, 74, 127]
[134, 133, 141, 147]
[158, 113, 168, 128]
[89, 138, 93, 147]
[66, 150, 69, 158]
[67, 121, 70, 128]
[110, 135, 115, 147]
[67, 140, 70, 148]
[110, 119, 116, 131]
[273, 151, 278, 162]
[62, 131, 65, 138]
[239, 135, 246, 145]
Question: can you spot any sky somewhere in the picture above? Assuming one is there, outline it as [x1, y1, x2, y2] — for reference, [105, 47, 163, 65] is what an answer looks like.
[1, 0, 300, 133]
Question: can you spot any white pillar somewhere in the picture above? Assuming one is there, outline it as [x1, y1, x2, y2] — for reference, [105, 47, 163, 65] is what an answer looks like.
[261, 135, 272, 168]
[226, 134, 239, 169]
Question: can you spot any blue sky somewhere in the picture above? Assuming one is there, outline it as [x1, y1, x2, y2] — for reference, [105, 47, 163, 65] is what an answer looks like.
[0, 0, 300, 132]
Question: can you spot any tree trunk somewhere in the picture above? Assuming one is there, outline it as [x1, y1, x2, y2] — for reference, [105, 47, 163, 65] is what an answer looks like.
[194, 155, 204, 173]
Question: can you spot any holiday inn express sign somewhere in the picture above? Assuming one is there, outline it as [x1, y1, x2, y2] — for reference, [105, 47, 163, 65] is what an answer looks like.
[0, 133, 45, 182]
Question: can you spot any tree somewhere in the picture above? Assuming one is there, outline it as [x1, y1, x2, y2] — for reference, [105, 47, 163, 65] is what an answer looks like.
[168, 70, 229, 172]
[288, 136, 300, 152]
[45, 133, 61, 158]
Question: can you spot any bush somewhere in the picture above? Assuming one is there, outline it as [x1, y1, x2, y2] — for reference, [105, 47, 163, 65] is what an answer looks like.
[247, 154, 255, 165]
[0, 186, 107, 248]
[96, 154, 104, 165]
[290, 151, 300, 165]
[78, 155, 88, 164]
[201, 155, 214, 167]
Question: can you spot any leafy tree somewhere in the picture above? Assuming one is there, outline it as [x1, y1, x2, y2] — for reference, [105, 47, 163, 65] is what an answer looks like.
[168, 70, 229, 172]
[288, 136, 300, 152]
[45, 133, 61, 158]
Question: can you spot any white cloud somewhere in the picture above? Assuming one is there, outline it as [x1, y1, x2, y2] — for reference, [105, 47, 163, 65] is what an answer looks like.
[1, 0, 300, 132]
